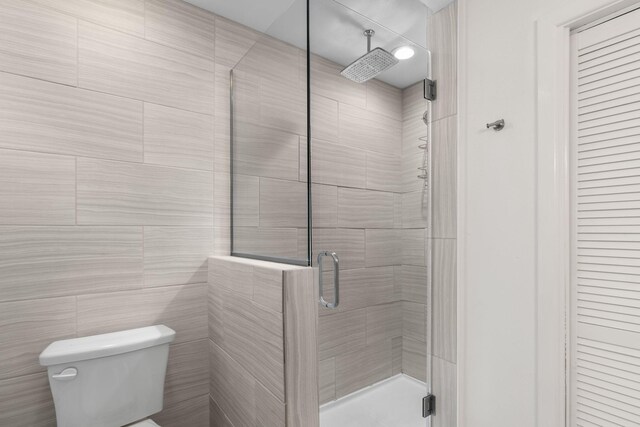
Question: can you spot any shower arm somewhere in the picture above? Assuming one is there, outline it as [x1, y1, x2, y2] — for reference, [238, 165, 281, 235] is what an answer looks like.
[364, 29, 374, 53]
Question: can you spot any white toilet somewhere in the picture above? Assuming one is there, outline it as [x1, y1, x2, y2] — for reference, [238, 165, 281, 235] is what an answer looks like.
[39, 325, 176, 427]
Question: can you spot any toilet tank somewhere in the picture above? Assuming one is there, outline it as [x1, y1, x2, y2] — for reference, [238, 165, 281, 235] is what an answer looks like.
[40, 325, 176, 427]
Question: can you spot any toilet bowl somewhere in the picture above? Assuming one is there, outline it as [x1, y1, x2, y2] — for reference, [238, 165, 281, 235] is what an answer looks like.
[40, 325, 175, 427]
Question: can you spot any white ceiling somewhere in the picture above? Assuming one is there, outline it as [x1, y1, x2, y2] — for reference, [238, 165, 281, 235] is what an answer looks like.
[185, 0, 454, 88]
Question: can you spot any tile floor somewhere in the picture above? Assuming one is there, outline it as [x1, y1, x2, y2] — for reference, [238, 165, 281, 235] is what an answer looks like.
[320, 374, 427, 427]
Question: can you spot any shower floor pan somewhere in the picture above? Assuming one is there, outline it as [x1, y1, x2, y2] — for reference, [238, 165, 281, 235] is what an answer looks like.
[320, 374, 426, 427]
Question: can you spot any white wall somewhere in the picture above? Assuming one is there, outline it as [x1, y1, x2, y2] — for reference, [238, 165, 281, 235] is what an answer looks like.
[458, 0, 557, 426]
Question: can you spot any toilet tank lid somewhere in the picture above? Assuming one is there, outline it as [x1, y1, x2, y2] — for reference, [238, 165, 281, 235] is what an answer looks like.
[39, 325, 176, 367]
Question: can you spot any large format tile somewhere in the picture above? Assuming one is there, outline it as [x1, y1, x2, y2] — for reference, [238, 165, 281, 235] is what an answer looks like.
[310, 228, 365, 270]
[144, 227, 213, 287]
[366, 151, 402, 192]
[311, 96, 339, 142]
[0, 297, 75, 379]
[402, 229, 427, 267]
[310, 55, 366, 108]
[319, 266, 396, 314]
[239, 36, 300, 88]
[209, 341, 255, 427]
[235, 227, 301, 259]
[155, 394, 209, 427]
[403, 301, 427, 343]
[259, 178, 307, 228]
[209, 256, 259, 302]
[214, 66, 232, 175]
[312, 184, 338, 228]
[319, 309, 366, 359]
[0, 373, 56, 427]
[0, 1, 76, 86]
[164, 339, 209, 408]
[401, 190, 429, 229]
[232, 174, 260, 227]
[402, 337, 427, 382]
[220, 290, 285, 400]
[432, 357, 457, 427]
[392, 336, 403, 375]
[428, 2, 457, 121]
[432, 116, 457, 238]
[432, 239, 457, 363]
[0, 226, 142, 302]
[319, 358, 336, 404]
[253, 264, 286, 313]
[209, 256, 287, 314]
[234, 122, 300, 181]
[213, 226, 231, 256]
[366, 79, 402, 121]
[339, 103, 401, 155]
[214, 16, 260, 68]
[260, 78, 307, 136]
[209, 396, 233, 427]
[144, 103, 214, 170]
[215, 172, 231, 231]
[232, 69, 261, 125]
[0, 72, 143, 161]
[398, 265, 429, 304]
[365, 229, 402, 267]
[301, 140, 366, 188]
[338, 188, 395, 229]
[28, 0, 144, 36]
[366, 302, 402, 345]
[335, 340, 392, 398]
[256, 381, 286, 427]
[145, 0, 215, 59]
[210, 340, 285, 427]
[77, 284, 207, 344]
[283, 268, 319, 427]
[77, 158, 213, 226]
[79, 22, 214, 114]
[0, 150, 75, 225]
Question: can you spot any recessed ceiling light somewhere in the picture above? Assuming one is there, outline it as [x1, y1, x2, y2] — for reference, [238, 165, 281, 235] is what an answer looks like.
[393, 46, 415, 60]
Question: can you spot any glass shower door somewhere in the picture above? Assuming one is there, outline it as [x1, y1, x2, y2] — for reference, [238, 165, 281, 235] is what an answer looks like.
[308, 0, 435, 426]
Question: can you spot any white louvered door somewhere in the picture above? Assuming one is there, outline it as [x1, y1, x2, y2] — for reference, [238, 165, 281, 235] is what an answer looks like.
[572, 7, 640, 427]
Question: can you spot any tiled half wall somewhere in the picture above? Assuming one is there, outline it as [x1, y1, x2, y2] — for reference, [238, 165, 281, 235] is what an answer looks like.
[208, 256, 318, 427]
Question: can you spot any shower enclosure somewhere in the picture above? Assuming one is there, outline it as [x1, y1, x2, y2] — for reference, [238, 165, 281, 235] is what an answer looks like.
[229, 0, 456, 425]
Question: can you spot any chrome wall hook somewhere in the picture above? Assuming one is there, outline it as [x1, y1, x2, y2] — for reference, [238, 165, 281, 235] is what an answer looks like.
[486, 119, 505, 131]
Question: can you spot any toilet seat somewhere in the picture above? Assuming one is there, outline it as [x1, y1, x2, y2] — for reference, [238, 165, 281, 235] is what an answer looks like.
[128, 419, 160, 427]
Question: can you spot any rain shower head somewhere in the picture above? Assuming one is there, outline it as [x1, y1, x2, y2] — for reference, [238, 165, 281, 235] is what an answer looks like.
[341, 29, 399, 83]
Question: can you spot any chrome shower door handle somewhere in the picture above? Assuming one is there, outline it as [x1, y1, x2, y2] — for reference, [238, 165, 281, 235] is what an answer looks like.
[318, 251, 339, 309]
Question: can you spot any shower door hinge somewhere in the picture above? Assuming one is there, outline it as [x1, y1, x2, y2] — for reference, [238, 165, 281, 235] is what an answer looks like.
[422, 394, 436, 418]
[424, 78, 437, 101]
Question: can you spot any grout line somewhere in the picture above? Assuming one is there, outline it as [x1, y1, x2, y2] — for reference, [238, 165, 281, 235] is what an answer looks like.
[75, 156, 78, 225]
[76, 18, 80, 88]
[0, 68, 215, 118]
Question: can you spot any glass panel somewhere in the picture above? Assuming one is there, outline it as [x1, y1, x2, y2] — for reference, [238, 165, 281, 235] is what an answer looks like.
[230, 0, 310, 265]
[309, 0, 433, 425]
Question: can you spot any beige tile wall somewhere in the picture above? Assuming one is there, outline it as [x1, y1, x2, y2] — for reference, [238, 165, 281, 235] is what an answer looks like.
[0, 0, 456, 424]
[0, 0, 229, 425]
[208, 256, 318, 427]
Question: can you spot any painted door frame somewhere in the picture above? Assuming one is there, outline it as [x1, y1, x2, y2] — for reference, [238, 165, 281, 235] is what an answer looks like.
[535, 1, 640, 426]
